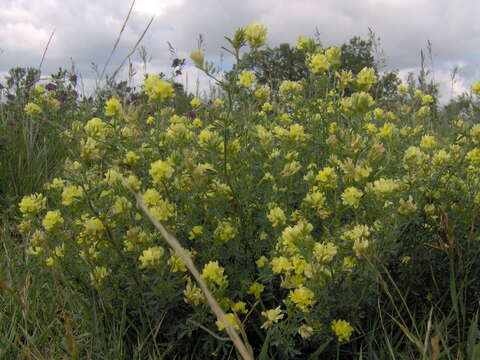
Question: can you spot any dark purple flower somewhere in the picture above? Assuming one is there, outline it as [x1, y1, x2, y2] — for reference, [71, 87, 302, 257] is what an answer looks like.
[45, 83, 57, 91]
[185, 111, 196, 119]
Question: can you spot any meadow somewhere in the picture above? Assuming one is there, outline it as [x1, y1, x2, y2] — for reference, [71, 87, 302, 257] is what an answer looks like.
[1, 23, 480, 359]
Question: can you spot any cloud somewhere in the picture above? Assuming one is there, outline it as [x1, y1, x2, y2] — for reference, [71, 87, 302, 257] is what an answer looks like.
[0, 0, 478, 101]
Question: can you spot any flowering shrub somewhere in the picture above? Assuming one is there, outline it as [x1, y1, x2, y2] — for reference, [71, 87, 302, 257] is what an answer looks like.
[16, 24, 480, 358]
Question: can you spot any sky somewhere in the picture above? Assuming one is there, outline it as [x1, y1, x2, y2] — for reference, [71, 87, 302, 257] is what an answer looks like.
[1, 0, 479, 102]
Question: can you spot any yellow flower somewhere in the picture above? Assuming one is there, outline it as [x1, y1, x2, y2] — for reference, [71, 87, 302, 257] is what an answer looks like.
[149, 159, 174, 184]
[331, 319, 354, 342]
[248, 282, 264, 299]
[313, 242, 337, 264]
[471, 124, 480, 143]
[214, 220, 237, 243]
[309, 53, 330, 74]
[24, 102, 42, 116]
[19, 193, 46, 215]
[267, 206, 287, 227]
[316, 167, 337, 189]
[61, 185, 83, 206]
[90, 266, 111, 287]
[341, 187, 363, 208]
[232, 301, 248, 314]
[325, 46, 342, 67]
[42, 210, 64, 231]
[369, 178, 400, 195]
[139, 246, 164, 269]
[245, 22, 267, 48]
[289, 286, 316, 312]
[144, 75, 174, 102]
[472, 80, 480, 96]
[190, 97, 201, 107]
[256, 256, 269, 268]
[261, 307, 284, 329]
[201, 261, 227, 287]
[189, 50, 205, 68]
[356, 67, 376, 91]
[124, 151, 140, 166]
[105, 97, 122, 117]
[188, 225, 204, 240]
[279, 80, 303, 95]
[237, 70, 256, 88]
[298, 324, 314, 339]
[398, 196, 417, 215]
[184, 278, 203, 305]
[216, 313, 240, 331]
[420, 135, 437, 149]
[84, 117, 106, 138]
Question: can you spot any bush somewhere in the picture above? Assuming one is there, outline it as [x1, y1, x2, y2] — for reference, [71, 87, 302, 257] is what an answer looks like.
[12, 26, 480, 358]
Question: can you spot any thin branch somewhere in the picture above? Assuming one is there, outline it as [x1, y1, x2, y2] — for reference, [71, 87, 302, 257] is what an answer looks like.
[39, 29, 55, 73]
[109, 16, 154, 81]
[97, 0, 136, 88]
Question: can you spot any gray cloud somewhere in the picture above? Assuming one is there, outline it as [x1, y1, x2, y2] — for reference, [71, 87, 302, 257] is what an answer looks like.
[1, 0, 478, 100]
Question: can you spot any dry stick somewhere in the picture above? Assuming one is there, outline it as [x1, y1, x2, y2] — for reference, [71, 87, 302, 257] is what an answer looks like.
[120, 176, 254, 360]
[38, 29, 55, 73]
[97, 0, 136, 89]
[109, 16, 154, 81]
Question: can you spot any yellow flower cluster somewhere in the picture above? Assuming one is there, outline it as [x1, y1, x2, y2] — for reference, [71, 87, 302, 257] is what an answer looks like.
[144, 75, 174, 102]
[331, 319, 354, 342]
[139, 246, 165, 269]
[237, 70, 257, 88]
[19, 193, 46, 215]
[244, 22, 267, 48]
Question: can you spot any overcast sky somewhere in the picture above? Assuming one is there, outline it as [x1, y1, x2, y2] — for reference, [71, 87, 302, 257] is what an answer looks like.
[1, 0, 479, 102]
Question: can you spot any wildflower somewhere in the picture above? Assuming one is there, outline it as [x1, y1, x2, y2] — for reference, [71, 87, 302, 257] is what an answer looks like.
[316, 167, 337, 189]
[296, 35, 316, 52]
[139, 246, 165, 269]
[420, 135, 437, 149]
[190, 50, 205, 68]
[271, 256, 292, 273]
[325, 46, 341, 67]
[298, 324, 314, 339]
[42, 210, 64, 231]
[84, 217, 105, 235]
[261, 307, 284, 329]
[309, 54, 330, 74]
[237, 70, 256, 88]
[267, 206, 287, 227]
[248, 282, 264, 299]
[184, 278, 203, 305]
[149, 159, 174, 184]
[144, 75, 174, 102]
[471, 124, 480, 143]
[341, 187, 363, 208]
[289, 286, 316, 311]
[61, 185, 83, 206]
[24, 103, 42, 116]
[90, 266, 111, 287]
[201, 261, 227, 287]
[214, 220, 237, 243]
[313, 242, 337, 264]
[216, 313, 239, 331]
[398, 196, 417, 215]
[369, 178, 400, 195]
[19, 193, 46, 215]
[84, 117, 106, 137]
[422, 94, 434, 105]
[124, 151, 140, 166]
[281, 161, 301, 177]
[232, 301, 248, 314]
[188, 225, 204, 240]
[472, 80, 480, 96]
[256, 256, 269, 268]
[190, 97, 201, 107]
[245, 22, 267, 48]
[378, 123, 396, 138]
[356, 67, 376, 91]
[279, 80, 303, 95]
[466, 148, 480, 165]
[331, 320, 354, 342]
[105, 97, 122, 117]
